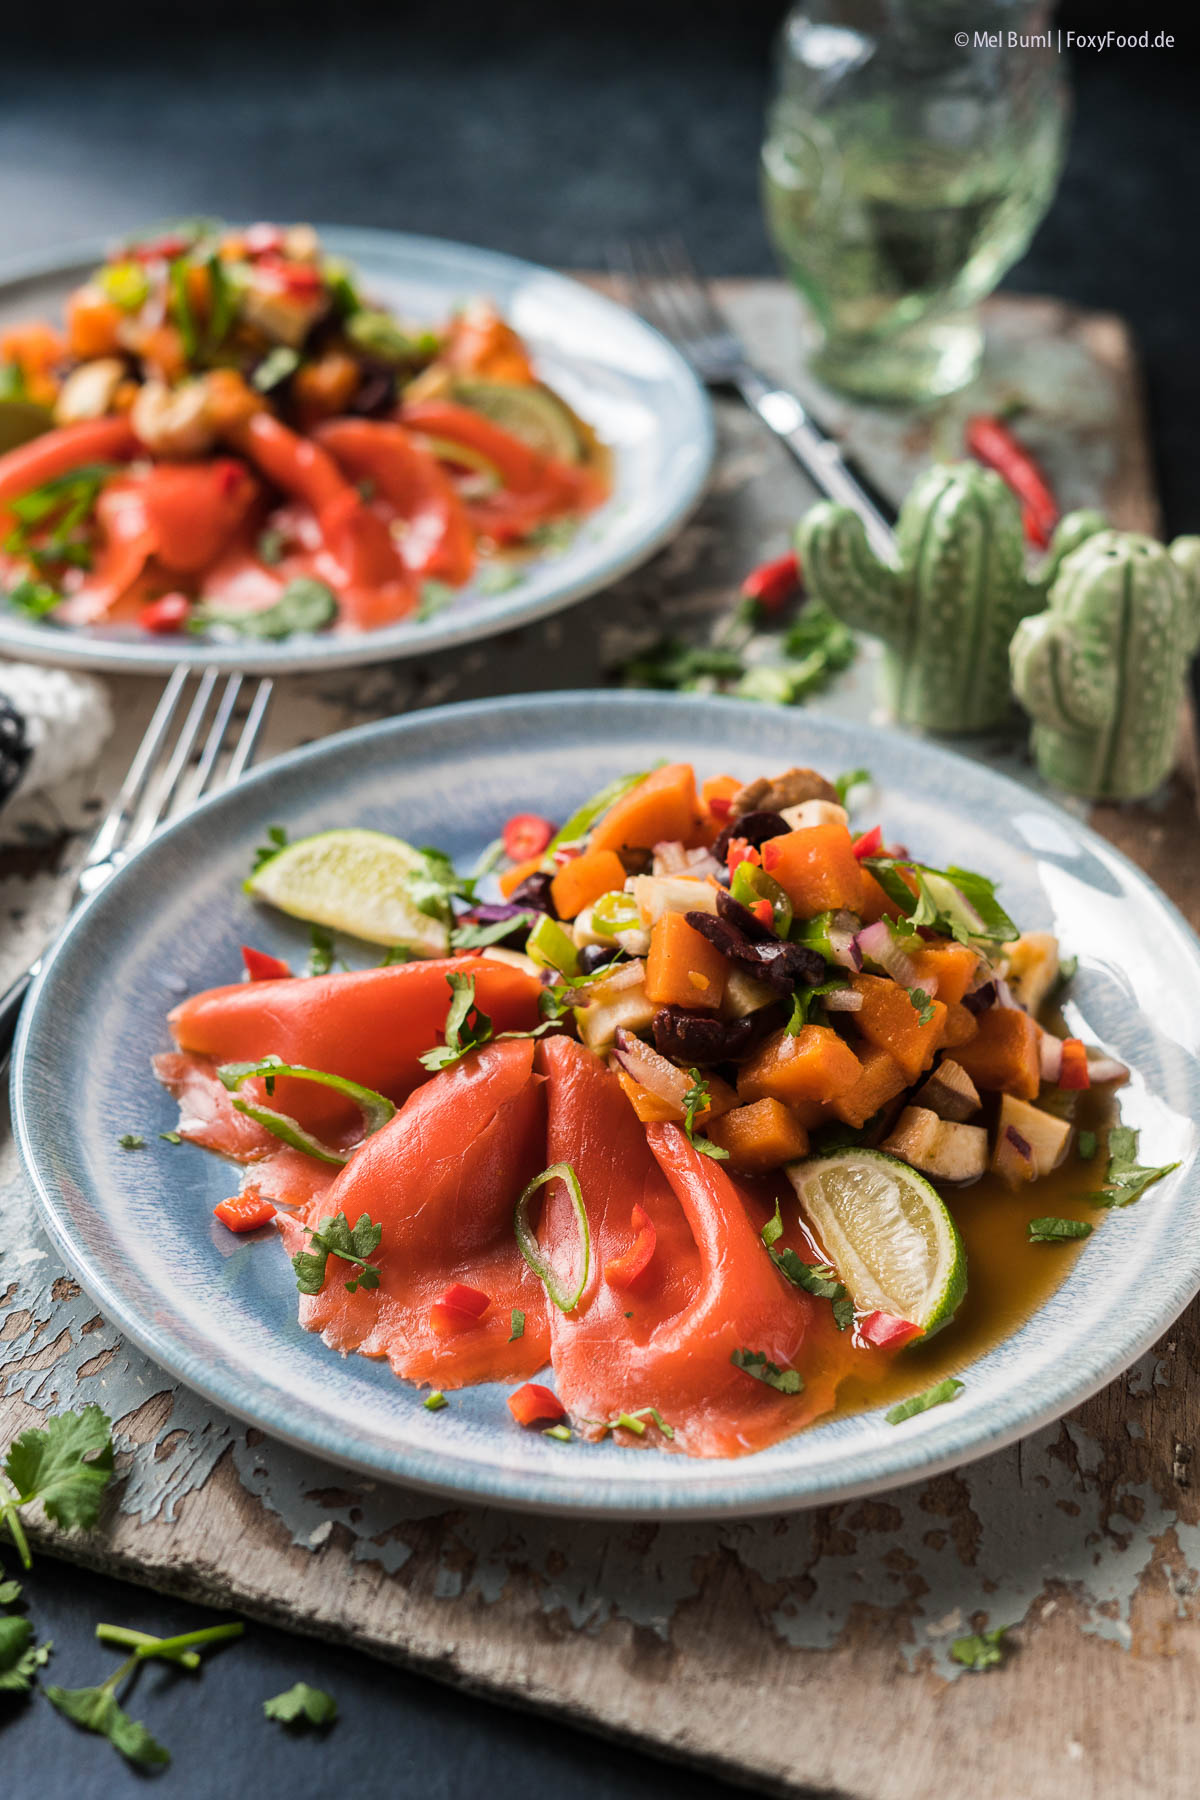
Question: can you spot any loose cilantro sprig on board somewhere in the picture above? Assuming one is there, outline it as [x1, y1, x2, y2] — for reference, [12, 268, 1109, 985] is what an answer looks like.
[950, 1625, 1009, 1672]
[264, 1681, 338, 1727]
[760, 1203, 853, 1331]
[47, 1622, 242, 1766]
[1, 1405, 114, 1570]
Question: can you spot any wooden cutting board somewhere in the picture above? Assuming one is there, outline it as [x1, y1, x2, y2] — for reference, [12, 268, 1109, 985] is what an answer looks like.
[3, 281, 1194, 1800]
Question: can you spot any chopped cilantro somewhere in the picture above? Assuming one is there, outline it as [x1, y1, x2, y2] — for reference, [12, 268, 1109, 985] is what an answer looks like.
[451, 912, 534, 952]
[761, 1201, 784, 1247]
[291, 1211, 383, 1295]
[7, 577, 61, 617]
[379, 944, 417, 966]
[423, 1392, 448, 1413]
[543, 1425, 573, 1442]
[402, 847, 477, 928]
[305, 924, 336, 976]
[257, 527, 285, 565]
[1028, 1216, 1093, 1243]
[1077, 1129, 1098, 1161]
[1098, 1126, 1178, 1208]
[681, 1071, 729, 1161]
[418, 972, 493, 1072]
[863, 857, 1018, 945]
[117, 1133, 145, 1150]
[730, 1349, 803, 1394]
[907, 986, 936, 1027]
[885, 1378, 964, 1425]
[159, 1131, 182, 1145]
[508, 1309, 526, 1343]
[0, 1615, 51, 1694]
[264, 1681, 338, 1727]
[950, 1625, 1009, 1671]
[416, 580, 457, 621]
[1, 1405, 114, 1570]
[192, 578, 336, 640]
[251, 824, 289, 874]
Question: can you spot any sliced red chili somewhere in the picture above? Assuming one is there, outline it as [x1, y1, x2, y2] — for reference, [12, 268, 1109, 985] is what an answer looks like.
[852, 825, 884, 860]
[965, 414, 1059, 550]
[726, 838, 761, 875]
[1058, 1038, 1091, 1090]
[740, 550, 801, 613]
[241, 945, 292, 982]
[138, 592, 191, 635]
[430, 1282, 492, 1337]
[502, 813, 556, 863]
[603, 1203, 658, 1291]
[213, 1191, 277, 1232]
[858, 1310, 921, 1350]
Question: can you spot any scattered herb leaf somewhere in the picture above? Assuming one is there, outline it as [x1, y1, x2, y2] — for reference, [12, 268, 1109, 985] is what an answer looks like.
[834, 767, 871, 807]
[117, 1133, 145, 1150]
[192, 577, 336, 640]
[950, 1625, 1009, 1672]
[0, 1615, 51, 1693]
[681, 1071, 729, 1161]
[1028, 1216, 1093, 1244]
[761, 1201, 784, 1248]
[305, 925, 336, 977]
[730, 1349, 803, 1394]
[264, 1681, 338, 1727]
[159, 1131, 182, 1145]
[251, 824, 289, 874]
[543, 1425, 572, 1442]
[886, 1378, 964, 1425]
[1099, 1126, 1179, 1208]
[291, 1211, 383, 1295]
[508, 1309, 526, 1343]
[450, 912, 534, 951]
[907, 986, 936, 1027]
[1077, 1129, 1098, 1161]
[418, 972, 494, 1071]
[1, 1404, 114, 1568]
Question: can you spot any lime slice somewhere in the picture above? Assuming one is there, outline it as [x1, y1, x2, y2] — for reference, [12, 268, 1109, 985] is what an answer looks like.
[453, 380, 584, 464]
[246, 828, 449, 955]
[786, 1149, 966, 1337]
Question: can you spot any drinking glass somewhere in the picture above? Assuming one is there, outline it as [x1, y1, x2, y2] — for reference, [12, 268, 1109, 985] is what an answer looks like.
[762, 0, 1068, 402]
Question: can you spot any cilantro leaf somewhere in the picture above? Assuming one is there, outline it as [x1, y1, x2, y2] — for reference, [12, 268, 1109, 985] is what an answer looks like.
[0, 1613, 51, 1693]
[252, 825, 289, 874]
[292, 1211, 383, 1296]
[418, 972, 494, 1072]
[885, 1378, 964, 1425]
[263, 1681, 338, 1726]
[0, 1576, 21, 1605]
[834, 767, 870, 807]
[1098, 1126, 1179, 1208]
[402, 848, 477, 927]
[2, 1405, 114, 1549]
[1077, 1129, 1098, 1161]
[907, 987, 936, 1027]
[46, 1680, 170, 1766]
[761, 1201, 784, 1247]
[681, 1071, 729, 1161]
[1028, 1216, 1093, 1243]
[508, 1309, 526, 1342]
[787, 978, 852, 1034]
[770, 1247, 842, 1300]
[193, 578, 337, 641]
[730, 1348, 804, 1394]
[950, 1625, 1009, 1672]
[450, 912, 534, 952]
[305, 924, 336, 976]
[863, 857, 1018, 945]
[117, 1133, 145, 1150]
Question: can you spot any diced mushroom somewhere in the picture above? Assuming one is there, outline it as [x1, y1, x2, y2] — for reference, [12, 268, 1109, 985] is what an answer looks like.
[779, 799, 850, 831]
[912, 1059, 982, 1122]
[53, 358, 127, 425]
[730, 767, 840, 817]
[575, 972, 657, 1052]
[993, 1124, 1037, 1186]
[626, 873, 719, 927]
[991, 1094, 1072, 1180]
[131, 378, 218, 457]
[719, 965, 778, 1020]
[882, 1106, 988, 1183]
[1003, 932, 1061, 1016]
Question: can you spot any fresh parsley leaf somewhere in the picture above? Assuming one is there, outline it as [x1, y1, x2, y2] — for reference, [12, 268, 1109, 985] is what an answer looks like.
[378, 944, 416, 966]
[508, 1309, 526, 1342]
[770, 1248, 841, 1300]
[2, 1404, 114, 1559]
[47, 1680, 171, 1766]
[251, 825, 289, 874]
[1099, 1126, 1179, 1208]
[117, 1133, 145, 1150]
[1077, 1129, 1098, 1161]
[305, 925, 336, 976]
[761, 1201, 784, 1248]
[787, 979, 851, 1034]
[450, 912, 534, 952]
[730, 1348, 804, 1394]
[680, 1071, 729, 1160]
[907, 986, 936, 1027]
[402, 847, 477, 927]
[834, 767, 870, 807]
[831, 1294, 855, 1332]
[885, 1378, 964, 1425]
[1028, 1216, 1093, 1244]
[0, 1614, 51, 1693]
[950, 1625, 1009, 1671]
[292, 1211, 383, 1296]
[167, 255, 199, 358]
[622, 640, 746, 692]
[264, 1681, 338, 1727]
[418, 972, 494, 1072]
[477, 564, 525, 594]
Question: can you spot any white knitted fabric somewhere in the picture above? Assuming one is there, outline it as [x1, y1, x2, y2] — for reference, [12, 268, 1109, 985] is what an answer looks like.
[0, 661, 113, 801]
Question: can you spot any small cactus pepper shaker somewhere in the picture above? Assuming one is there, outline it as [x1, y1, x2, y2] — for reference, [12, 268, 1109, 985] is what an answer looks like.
[797, 462, 1105, 733]
[1010, 531, 1200, 800]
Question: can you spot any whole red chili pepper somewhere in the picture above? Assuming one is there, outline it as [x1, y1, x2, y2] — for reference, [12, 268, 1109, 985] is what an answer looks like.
[965, 415, 1059, 550]
[740, 550, 802, 614]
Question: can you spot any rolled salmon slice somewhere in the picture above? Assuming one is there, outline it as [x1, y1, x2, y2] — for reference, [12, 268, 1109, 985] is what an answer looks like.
[166, 958, 542, 1134]
[276, 1038, 553, 1388]
[538, 1036, 843, 1457]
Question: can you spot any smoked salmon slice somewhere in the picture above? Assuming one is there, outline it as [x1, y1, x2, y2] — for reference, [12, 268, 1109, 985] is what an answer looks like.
[276, 1039, 553, 1388]
[537, 1036, 843, 1457]
[165, 957, 542, 1135]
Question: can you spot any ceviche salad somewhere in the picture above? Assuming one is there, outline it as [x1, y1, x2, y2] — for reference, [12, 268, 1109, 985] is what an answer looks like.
[0, 221, 606, 639]
[152, 763, 1173, 1459]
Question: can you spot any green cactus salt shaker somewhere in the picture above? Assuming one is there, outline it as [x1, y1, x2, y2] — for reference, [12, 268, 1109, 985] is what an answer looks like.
[797, 462, 1104, 733]
[1011, 531, 1200, 800]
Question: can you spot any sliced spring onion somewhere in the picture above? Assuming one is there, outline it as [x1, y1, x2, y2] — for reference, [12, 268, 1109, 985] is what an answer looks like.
[590, 890, 644, 939]
[514, 1161, 590, 1313]
[525, 913, 581, 976]
[218, 1057, 395, 1166]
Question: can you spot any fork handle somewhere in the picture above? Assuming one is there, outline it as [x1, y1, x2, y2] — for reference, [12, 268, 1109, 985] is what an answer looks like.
[0, 962, 36, 1075]
[735, 369, 896, 560]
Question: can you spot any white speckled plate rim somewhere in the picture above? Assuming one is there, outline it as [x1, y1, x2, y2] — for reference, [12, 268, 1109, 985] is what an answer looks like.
[0, 229, 713, 674]
[12, 692, 1200, 1517]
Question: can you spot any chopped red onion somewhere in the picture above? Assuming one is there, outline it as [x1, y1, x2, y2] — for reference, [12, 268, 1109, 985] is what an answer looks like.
[1086, 1054, 1130, 1085]
[652, 839, 689, 875]
[828, 911, 863, 972]
[992, 977, 1020, 1010]
[822, 988, 863, 1012]
[1038, 1031, 1063, 1083]
[612, 1027, 689, 1107]
[854, 920, 929, 992]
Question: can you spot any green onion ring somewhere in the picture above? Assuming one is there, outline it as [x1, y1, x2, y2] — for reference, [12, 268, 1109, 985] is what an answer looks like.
[217, 1057, 396, 1166]
[513, 1161, 589, 1312]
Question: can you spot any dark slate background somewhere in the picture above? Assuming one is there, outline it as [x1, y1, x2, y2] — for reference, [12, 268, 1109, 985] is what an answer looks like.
[2, 5, 1197, 1796]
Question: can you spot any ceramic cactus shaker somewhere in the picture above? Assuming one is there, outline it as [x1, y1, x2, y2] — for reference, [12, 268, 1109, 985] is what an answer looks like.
[1010, 531, 1200, 800]
[797, 462, 1104, 733]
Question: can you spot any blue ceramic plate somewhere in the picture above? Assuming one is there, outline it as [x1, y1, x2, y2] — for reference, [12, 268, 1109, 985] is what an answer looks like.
[0, 230, 711, 674]
[13, 694, 1200, 1517]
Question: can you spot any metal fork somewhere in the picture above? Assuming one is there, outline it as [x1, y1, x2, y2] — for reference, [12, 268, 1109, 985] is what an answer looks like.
[0, 668, 274, 1068]
[613, 234, 895, 559]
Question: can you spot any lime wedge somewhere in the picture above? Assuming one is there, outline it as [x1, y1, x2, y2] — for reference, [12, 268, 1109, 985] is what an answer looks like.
[453, 380, 584, 464]
[786, 1149, 966, 1338]
[245, 828, 449, 954]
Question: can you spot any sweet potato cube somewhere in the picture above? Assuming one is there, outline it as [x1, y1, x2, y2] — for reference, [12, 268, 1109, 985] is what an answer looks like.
[849, 972, 947, 1083]
[704, 1098, 810, 1173]
[588, 763, 699, 854]
[644, 911, 728, 1012]
[737, 1024, 862, 1107]
[940, 1001, 980, 1050]
[831, 1042, 911, 1130]
[909, 941, 984, 1007]
[953, 1006, 1041, 1101]
[761, 823, 865, 919]
[616, 1069, 680, 1124]
[550, 848, 628, 920]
